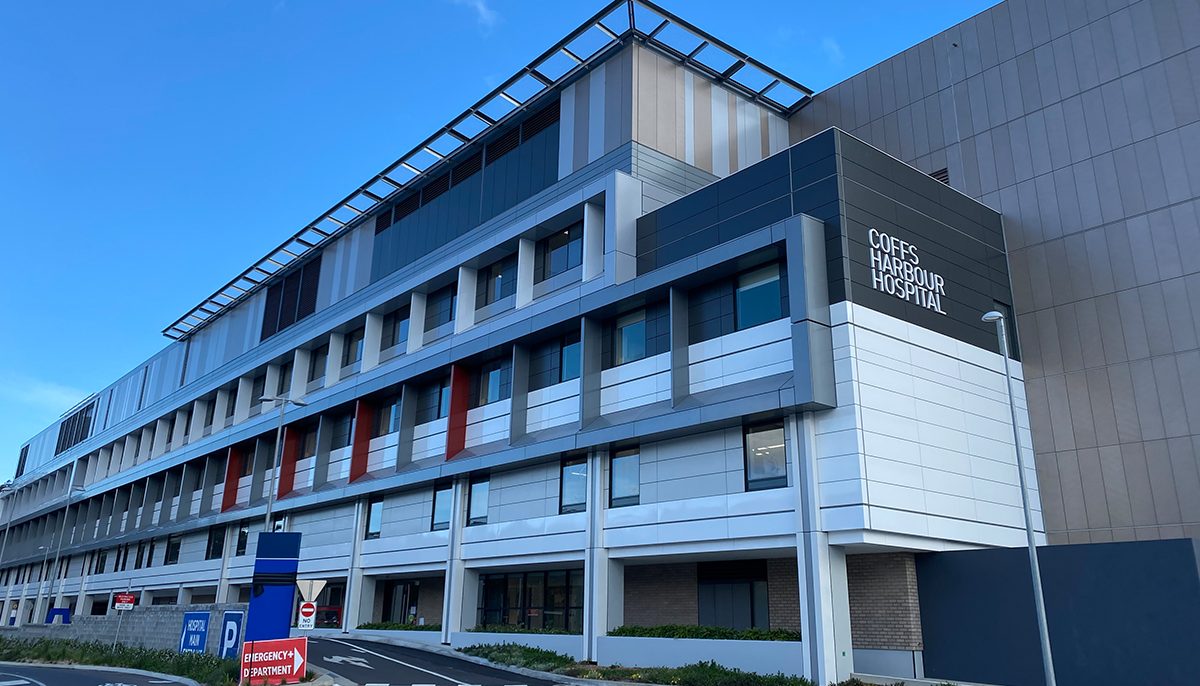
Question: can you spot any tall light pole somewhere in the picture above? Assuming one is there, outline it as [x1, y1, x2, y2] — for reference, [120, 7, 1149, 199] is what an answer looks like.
[982, 310, 1056, 686]
[260, 395, 307, 534]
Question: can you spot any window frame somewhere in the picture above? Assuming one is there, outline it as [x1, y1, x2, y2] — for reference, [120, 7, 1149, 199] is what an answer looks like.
[467, 476, 490, 526]
[164, 535, 182, 566]
[204, 526, 225, 561]
[364, 496, 384, 540]
[614, 310, 648, 366]
[733, 263, 783, 331]
[559, 456, 588, 514]
[431, 482, 453, 531]
[537, 222, 584, 282]
[609, 448, 640, 508]
[235, 520, 250, 556]
[743, 422, 788, 492]
[342, 327, 366, 367]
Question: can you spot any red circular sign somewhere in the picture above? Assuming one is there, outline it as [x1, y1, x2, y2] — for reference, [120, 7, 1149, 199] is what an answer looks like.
[299, 602, 316, 618]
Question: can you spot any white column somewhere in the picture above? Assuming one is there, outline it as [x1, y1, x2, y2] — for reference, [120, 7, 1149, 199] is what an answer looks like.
[212, 389, 232, 430]
[188, 399, 208, 441]
[232, 377, 254, 424]
[216, 523, 235, 604]
[171, 408, 190, 447]
[290, 348, 311, 399]
[342, 499, 367, 631]
[151, 418, 171, 457]
[407, 293, 427, 355]
[582, 200, 605, 281]
[325, 333, 345, 388]
[515, 238, 535, 308]
[441, 478, 468, 644]
[264, 364, 281, 400]
[454, 267, 478, 334]
[604, 173, 639, 284]
[361, 313, 384, 372]
[584, 448, 611, 661]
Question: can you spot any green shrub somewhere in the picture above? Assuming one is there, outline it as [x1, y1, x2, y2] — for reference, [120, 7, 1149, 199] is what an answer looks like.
[0, 636, 240, 686]
[460, 642, 575, 671]
[608, 624, 802, 642]
[467, 623, 579, 635]
[356, 621, 441, 631]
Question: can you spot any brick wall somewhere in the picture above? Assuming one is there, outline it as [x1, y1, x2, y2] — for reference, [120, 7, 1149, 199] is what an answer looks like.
[416, 576, 443, 626]
[766, 557, 800, 632]
[0, 602, 248, 654]
[846, 553, 923, 650]
[623, 562, 697, 626]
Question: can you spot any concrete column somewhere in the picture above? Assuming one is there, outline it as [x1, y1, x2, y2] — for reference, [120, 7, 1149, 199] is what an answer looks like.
[198, 456, 217, 517]
[157, 471, 180, 527]
[582, 200, 605, 282]
[139, 477, 162, 531]
[233, 377, 254, 424]
[394, 384, 417, 469]
[407, 292, 427, 354]
[361, 312, 384, 372]
[788, 413, 853, 683]
[216, 523, 235, 604]
[508, 344, 530, 444]
[177, 586, 193, 605]
[171, 408, 190, 447]
[212, 388, 232, 430]
[514, 238, 535, 308]
[325, 333, 345, 388]
[604, 172, 639, 284]
[579, 317, 603, 426]
[176, 462, 202, 522]
[82, 454, 97, 487]
[189, 399, 209, 441]
[454, 266, 478, 334]
[311, 415, 334, 491]
[152, 418, 171, 457]
[669, 286, 689, 407]
[290, 348, 310, 399]
[94, 494, 114, 541]
[440, 477, 468, 644]
[124, 483, 144, 533]
[342, 499, 367, 631]
[138, 426, 154, 463]
[111, 488, 130, 536]
[264, 364, 281, 401]
[583, 447, 611, 661]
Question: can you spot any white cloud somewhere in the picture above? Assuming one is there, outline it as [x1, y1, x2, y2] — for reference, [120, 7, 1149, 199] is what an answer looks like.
[821, 36, 845, 66]
[0, 373, 88, 415]
[451, 0, 500, 33]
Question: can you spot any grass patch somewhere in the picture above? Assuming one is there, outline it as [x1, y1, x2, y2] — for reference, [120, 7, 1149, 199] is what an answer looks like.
[609, 624, 802, 642]
[0, 636, 240, 686]
[357, 621, 441, 631]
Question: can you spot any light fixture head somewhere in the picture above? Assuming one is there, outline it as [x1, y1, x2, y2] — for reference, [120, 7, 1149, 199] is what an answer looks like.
[981, 310, 1004, 323]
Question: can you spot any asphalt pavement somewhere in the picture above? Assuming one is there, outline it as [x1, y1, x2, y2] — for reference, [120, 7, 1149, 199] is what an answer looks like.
[0, 664, 191, 686]
[308, 636, 558, 686]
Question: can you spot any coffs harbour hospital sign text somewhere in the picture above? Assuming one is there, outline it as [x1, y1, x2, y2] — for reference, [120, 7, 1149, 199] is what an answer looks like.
[868, 227, 947, 315]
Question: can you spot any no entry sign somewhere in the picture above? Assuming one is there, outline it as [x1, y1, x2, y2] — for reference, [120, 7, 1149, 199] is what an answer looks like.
[240, 636, 307, 685]
[297, 601, 316, 630]
[113, 593, 136, 611]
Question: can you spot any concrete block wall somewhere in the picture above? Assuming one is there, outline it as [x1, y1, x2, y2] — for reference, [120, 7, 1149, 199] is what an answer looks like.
[846, 553, 923, 651]
[0, 602, 247, 655]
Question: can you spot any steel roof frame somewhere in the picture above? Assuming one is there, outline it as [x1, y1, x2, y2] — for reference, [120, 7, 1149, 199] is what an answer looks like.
[162, 0, 811, 340]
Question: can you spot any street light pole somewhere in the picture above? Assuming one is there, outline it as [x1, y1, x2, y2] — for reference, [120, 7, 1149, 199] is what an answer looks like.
[982, 310, 1057, 686]
[261, 395, 307, 534]
[0, 483, 15, 625]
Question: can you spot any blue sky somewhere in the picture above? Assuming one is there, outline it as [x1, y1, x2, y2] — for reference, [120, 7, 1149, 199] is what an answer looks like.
[0, 0, 994, 476]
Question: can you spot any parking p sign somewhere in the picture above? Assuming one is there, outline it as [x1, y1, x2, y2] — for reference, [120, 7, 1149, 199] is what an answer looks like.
[179, 611, 210, 654]
[220, 611, 245, 659]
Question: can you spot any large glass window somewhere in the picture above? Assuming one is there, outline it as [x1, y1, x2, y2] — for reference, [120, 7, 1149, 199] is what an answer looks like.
[476, 359, 511, 407]
[610, 449, 640, 508]
[425, 285, 457, 331]
[561, 336, 581, 382]
[365, 497, 384, 540]
[300, 426, 318, 458]
[205, 526, 225, 561]
[468, 477, 490, 526]
[416, 378, 451, 424]
[308, 344, 329, 383]
[277, 361, 293, 397]
[698, 560, 769, 630]
[251, 375, 267, 405]
[560, 457, 587, 514]
[744, 422, 787, 491]
[478, 569, 584, 633]
[431, 483, 453, 531]
[235, 520, 250, 556]
[537, 223, 583, 282]
[381, 308, 410, 351]
[477, 255, 518, 307]
[342, 327, 365, 367]
[615, 311, 647, 365]
[330, 413, 353, 450]
[530, 332, 581, 391]
[372, 394, 403, 437]
[735, 264, 782, 330]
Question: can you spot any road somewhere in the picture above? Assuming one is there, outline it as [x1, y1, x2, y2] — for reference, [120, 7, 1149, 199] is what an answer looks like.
[0, 664, 190, 686]
[309, 636, 558, 686]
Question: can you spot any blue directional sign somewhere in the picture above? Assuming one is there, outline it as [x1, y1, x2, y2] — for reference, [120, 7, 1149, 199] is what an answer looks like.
[245, 532, 302, 642]
[219, 610, 245, 659]
[179, 611, 210, 654]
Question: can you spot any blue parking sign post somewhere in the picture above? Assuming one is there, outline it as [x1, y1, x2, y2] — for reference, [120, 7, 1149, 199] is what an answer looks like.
[220, 611, 245, 659]
[179, 611, 210, 654]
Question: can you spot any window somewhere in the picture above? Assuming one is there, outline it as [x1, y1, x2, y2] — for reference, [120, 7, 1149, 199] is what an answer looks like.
[164, 535, 182, 565]
[559, 457, 587, 514]
[92, 549, 107, 575]
[251, 374, 267, 405]
[277, 361, 293, 397]
[240, 450, 253, 477]
[424, 285, 457, 331]
[203, 397, 216, 428]
[330, 413, 353, 450]
[610, 449, 640, 508]
[300, 427, 318, 458]
[476, 359, 512, 407]
[698, 560, 768, 630]
[416, 378, 451, 424]
[744, 423, 787, 491]
[55, 401, 96, 455]
[145, 539, 156, 568]
[536, 223, 583, 282]
[529, 332, 581, 391]
[235, 520, 251, 556]
[308, 345, 329, 383]
[205, 526, 225, 561]
[381, 308, 410, 351]
[373, 395, 403, 437]
[467, 477, 489, 526]
[260, 255, 321, 341]
[225, 387, 237, 417]
[478, 569, 584, 633]
[342, 327, 365, 367]
[365, 497, 383, 540]
[431, 483, 453, 531]
[476, 255, 517, 308]
[735, 264, 782, 330]
[615, 311, 647, 365]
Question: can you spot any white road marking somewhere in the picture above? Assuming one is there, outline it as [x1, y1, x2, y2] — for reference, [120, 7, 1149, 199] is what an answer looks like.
[0, 674, 38, 686]
[0, 679, 29, 686]
[322, 637, 461, 683]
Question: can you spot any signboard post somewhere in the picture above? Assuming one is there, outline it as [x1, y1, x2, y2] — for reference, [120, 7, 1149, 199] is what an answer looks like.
[179, 611, 210, 654]
[296, 601, 316, 631]
[240, 636, 307, 685]
[111, 590, 136, 649]
[220, 611, 245, 660]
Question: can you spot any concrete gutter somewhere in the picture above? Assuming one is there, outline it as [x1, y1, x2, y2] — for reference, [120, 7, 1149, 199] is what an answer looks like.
[852, 673, 1000, 686]
[0, 660, 203, 686]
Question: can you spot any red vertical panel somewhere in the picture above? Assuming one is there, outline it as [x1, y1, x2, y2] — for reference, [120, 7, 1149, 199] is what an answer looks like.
[349, 400, 375, 482]
[277, 426, 301, 498]
[445, 364, 471, 459]
[221, 445, 243, 512]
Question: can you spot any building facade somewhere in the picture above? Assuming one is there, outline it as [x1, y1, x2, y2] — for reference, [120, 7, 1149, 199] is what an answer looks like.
[2, 2, 1052, 682]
